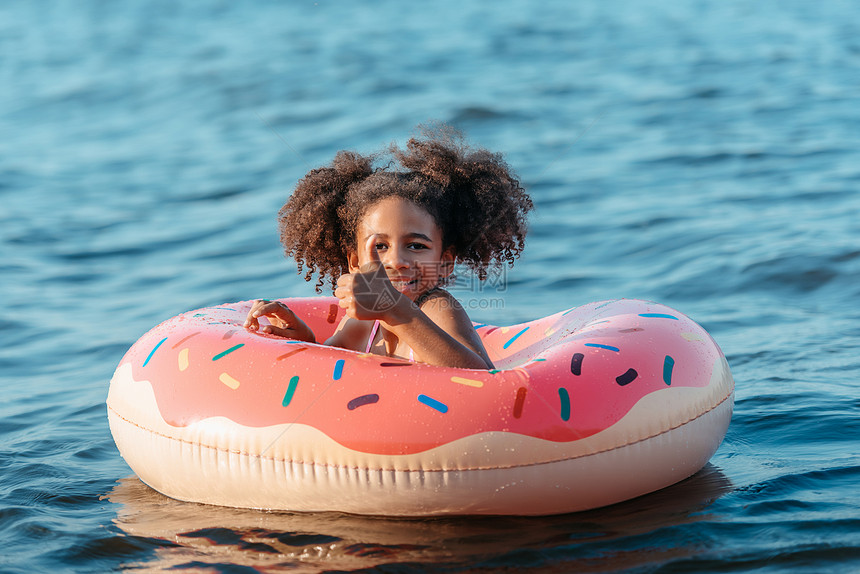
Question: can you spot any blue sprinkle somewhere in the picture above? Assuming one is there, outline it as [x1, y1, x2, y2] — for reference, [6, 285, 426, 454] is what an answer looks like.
[417, 394, 448, 413]
[212, 343, 244, 361]
[639, 313, 679, 320]
[282, 376, 299, 407]
[584, 343, 620, 352]
[558, 387, 571, 421]
[663, 355, 675, 385]
[143, 337, 168, 367]
[333, 359, 345, 380]
[503, 326, 530, 349]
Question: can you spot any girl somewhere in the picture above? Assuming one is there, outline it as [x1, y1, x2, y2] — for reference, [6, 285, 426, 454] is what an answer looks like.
[244, 125, 532, 369]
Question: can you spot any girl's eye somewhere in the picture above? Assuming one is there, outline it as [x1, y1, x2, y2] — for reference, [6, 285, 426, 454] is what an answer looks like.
[408, 243, 428, 250]
[375, 243, 387, 251]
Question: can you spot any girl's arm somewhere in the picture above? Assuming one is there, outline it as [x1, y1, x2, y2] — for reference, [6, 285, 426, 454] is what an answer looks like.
[382, 291, 493, 369]
[334, 244, 492, 368]
[324, 315, 367, 350]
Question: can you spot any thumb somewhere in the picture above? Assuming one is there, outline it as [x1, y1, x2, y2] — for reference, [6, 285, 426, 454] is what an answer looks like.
[364, 234, 382, 267]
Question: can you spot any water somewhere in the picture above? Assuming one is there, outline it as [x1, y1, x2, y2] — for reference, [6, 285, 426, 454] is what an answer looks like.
[2, 0, 859, 571]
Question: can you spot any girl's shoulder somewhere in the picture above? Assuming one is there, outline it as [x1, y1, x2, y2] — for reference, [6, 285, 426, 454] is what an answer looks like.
[417, 288, 469, 324]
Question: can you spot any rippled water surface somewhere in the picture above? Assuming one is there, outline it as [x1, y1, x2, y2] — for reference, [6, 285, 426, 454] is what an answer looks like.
[2, 1, 859, 572]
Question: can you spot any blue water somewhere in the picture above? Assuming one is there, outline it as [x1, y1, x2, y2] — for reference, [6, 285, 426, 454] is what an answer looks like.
[2, 1, 859, 571]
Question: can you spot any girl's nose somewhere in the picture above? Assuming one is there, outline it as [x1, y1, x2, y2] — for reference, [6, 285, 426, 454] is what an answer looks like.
[384, 246, 411, 269]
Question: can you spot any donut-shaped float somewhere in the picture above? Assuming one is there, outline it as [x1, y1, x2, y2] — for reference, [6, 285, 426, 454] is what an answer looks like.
[107, 298, 734, 516]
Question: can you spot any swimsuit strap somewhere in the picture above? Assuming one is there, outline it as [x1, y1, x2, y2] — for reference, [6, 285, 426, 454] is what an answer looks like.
[365, 318, 415, 362]
[365, 320, 380, 354]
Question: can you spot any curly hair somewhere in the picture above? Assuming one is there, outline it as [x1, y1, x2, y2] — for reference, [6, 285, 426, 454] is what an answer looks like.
[278, 124, 533, 292]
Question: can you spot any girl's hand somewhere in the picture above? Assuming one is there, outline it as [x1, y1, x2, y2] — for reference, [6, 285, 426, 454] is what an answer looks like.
[243, 300, 315, 342]
[335, 236, 407, 322]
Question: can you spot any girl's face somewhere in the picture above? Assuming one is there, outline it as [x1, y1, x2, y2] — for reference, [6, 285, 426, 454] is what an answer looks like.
[348, 197, 454, 301]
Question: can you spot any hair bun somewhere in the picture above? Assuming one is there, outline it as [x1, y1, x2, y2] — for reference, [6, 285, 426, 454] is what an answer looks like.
[393, 125, 466, 188]
[331, 150, 374, 188]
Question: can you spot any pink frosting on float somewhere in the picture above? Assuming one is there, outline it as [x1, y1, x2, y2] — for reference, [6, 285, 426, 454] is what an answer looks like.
[119, 298, 722, 456]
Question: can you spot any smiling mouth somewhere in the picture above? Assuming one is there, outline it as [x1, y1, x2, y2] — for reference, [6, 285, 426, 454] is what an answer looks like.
[390, 278, 419, 288]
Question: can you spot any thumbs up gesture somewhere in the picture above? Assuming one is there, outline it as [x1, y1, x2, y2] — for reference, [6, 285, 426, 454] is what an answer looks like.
[335, 235, 405, 321]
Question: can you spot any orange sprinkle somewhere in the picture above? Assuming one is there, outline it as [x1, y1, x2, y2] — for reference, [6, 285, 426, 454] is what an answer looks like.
[276, 347, 307, 361]
[219, 372, 240, 389]
[178, 348, 190, 371]
[450, 376, 484, 388]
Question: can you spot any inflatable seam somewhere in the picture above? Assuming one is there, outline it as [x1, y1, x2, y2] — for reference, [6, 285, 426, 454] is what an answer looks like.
[108, 387, 732, 473]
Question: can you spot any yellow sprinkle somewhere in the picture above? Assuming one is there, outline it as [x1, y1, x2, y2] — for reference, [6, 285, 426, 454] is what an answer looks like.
[450, 376, 484, 388]
[500, 327, 510, 334]
[178, 348, 190, 371]
[219, 372, 240, 389]
[681, 332, 703, 341]
[544, 327, 557, 336]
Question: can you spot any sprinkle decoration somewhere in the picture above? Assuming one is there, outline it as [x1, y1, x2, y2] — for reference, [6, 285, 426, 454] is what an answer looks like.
[663, 355, 675, 385]
[212, 344, 244, 361]
[219, 373, 240, 390]
[639, 313, 678, 320]
[143, 337, 168, 367]
[380, 362, 412, 367]
[171, 331, 200, 349]
[327, 304, 338, 323]
[585, 343, 620, 352]
[417, 394, 448, 413]
[615, 368, 638, 386]
[513, 387, 527, 418]
[558, 387, 571, 421]
[503, 326, 530, 350]
[570, 353, 584, 375]
[276, 347, 307, 361]
[282, 376, 299, 407]
[332, 359, 345, 380]
[450, 376, 483, 388]
[178, 348, 190, 371]
[347, 394, 379, 410]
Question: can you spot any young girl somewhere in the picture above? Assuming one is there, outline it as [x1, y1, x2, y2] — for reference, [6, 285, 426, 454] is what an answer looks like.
[243, 125, 532, 369]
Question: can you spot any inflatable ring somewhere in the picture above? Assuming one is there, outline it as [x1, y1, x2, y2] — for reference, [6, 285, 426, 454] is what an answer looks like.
[107, 298, 734, 516]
